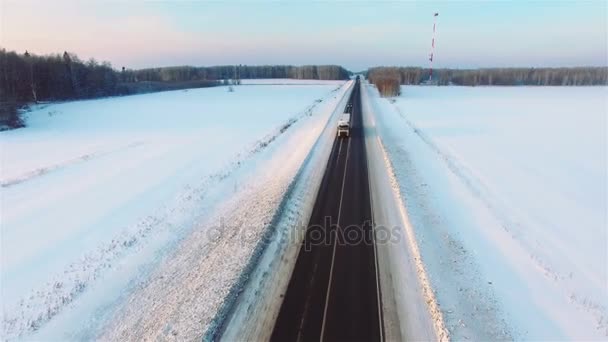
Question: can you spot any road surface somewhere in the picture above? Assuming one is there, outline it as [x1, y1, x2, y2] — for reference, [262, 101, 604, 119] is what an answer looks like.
[271, 78, 383, 341]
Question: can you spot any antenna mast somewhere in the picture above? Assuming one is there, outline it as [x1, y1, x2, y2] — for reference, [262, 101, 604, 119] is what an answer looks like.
[429, 12, 439, 82]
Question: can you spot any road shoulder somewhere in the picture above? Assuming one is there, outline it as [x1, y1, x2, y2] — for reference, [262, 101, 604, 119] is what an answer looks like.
[361, 81, 446, 341]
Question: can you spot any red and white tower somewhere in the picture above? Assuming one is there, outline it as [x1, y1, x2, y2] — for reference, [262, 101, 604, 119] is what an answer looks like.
[429, 12, 439, 82]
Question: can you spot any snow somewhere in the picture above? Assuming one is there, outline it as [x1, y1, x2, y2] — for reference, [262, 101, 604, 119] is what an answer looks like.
[98, 81, 352, 342]
[365, 84, 607, 340]
[240, 79, 346, 86]
[217, 80, 354, 341]
[0, 80, 349, 340]
[361, 87, 443, 341]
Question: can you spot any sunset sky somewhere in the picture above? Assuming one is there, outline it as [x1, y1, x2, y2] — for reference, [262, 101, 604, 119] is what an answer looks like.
[1, 0, 606, 70]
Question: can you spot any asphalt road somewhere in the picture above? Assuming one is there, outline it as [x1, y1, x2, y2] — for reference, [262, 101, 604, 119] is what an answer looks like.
[271, 79, 383, 342]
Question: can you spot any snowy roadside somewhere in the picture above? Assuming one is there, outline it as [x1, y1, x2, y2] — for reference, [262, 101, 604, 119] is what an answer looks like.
[1, 81, 348, 340]
[90, 80, 353, 341]
[365, 83, 607, 340]
[361, 84, 446, 341]
[214, 80, 354, 342]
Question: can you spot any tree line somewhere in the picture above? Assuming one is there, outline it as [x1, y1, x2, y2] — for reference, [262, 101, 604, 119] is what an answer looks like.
[0, 48, 350, 128]
[368, 66, 608, 96]
[124, 65, 349, 83]
[366, 68, 401, 97]
[1, 49, 151, 128]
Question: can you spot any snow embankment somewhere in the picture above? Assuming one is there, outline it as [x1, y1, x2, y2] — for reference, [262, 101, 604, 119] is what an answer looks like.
[0, 80, 350, 340]
[97, 81, 352, 341]
[214, 80, 354, 341]
[361, 84, 446, 341]
[366, 84, 607, 340]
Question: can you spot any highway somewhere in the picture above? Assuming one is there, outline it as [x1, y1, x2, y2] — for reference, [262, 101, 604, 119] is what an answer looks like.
[271, 78, 383, 342]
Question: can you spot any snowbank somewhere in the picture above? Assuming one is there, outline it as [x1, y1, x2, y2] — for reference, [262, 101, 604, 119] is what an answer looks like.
[96, 81, 352, 341]
[361, 85, 444, 341]
[240, 79, 346, 86]
[0, 81, 347, 340]
[366, 84, 607, 340]
[214, 81, 354, 341]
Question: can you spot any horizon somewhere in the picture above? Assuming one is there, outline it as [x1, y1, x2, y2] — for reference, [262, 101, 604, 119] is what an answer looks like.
[2, 0, 607, 71]
[4, 46, 608, 72]
[5, 47, 608, 72]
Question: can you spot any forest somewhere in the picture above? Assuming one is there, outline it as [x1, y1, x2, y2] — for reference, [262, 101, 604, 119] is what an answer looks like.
[127, 64, 349, 83]
[0, 49, 349, 128]
[3, 48, 606, 125]
[368, 66, 608, 96]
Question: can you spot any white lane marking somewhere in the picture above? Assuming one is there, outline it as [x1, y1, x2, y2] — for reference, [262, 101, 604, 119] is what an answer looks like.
[319, 133, 352, 342]
[295, 138, 343, 342]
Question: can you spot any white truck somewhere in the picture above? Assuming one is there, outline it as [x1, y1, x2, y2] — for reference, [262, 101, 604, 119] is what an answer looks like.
[337, 113, 351, 138]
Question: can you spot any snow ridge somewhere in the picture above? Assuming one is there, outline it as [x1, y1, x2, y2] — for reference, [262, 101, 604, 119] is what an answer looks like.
[203, 122, 315, 341]
[1, 141, 144, 188]
[375, 132, 450, 342]
[365, 84, 514, 340]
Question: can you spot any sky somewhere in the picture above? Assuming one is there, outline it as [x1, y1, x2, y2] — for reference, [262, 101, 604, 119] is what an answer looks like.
[1, 0, 607, 71]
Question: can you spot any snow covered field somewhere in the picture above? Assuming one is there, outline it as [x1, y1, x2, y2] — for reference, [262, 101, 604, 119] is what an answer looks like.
[0, 81, 349, 340]
[241, 79, 346, 86]
[365, 84, 607, 340]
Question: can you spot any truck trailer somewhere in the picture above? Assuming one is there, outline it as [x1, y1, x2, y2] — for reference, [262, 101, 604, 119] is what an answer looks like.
[337, 113, 351, 138]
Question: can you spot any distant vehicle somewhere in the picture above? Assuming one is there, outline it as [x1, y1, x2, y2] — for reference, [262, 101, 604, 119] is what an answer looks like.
[337, 113, 351, 138]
